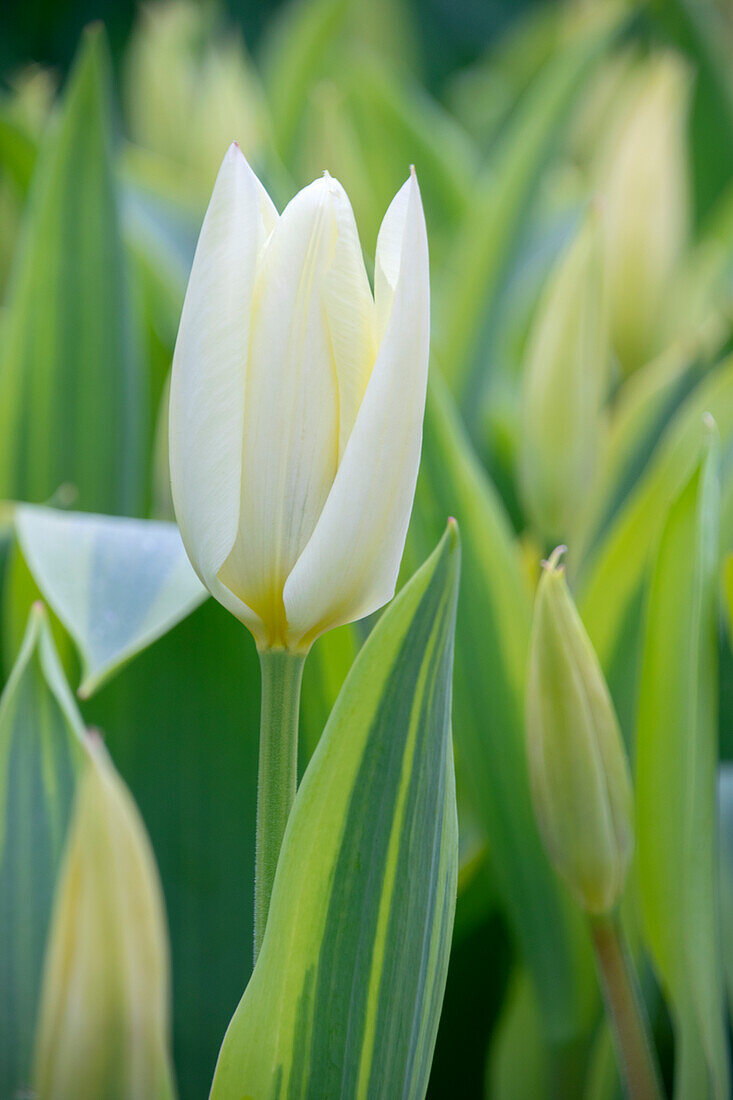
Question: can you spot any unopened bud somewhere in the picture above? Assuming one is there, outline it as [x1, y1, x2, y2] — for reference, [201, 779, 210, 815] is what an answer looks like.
[526, 548, 634, 914]
[598, 52, 691, 373]
[520, 207, 608, 542]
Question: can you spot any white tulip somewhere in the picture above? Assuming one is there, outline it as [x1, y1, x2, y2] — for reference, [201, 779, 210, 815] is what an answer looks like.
[170, 144, 430, 651]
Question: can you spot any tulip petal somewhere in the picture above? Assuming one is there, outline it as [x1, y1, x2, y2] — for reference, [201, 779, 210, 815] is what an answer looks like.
[283, 171, 430, 648]
[220, 176, 343, 642]
[324, 177, 377, 458]
[374, 175, 413, 341]
[169, 143, 276, 640]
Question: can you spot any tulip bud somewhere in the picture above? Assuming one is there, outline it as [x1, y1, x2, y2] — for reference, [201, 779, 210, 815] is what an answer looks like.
[598, 52, 691, 373]
[170, 145, 430, 652]
[34, 735, 174, 1100]
[519, 208, 608, 542]
[526, 548, 634, 914]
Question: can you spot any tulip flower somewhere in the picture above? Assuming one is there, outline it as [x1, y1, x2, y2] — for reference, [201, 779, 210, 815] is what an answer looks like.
[33, 735, 174, 1100]
[169, 143, 430, 654]
[170, 143, 430, 959]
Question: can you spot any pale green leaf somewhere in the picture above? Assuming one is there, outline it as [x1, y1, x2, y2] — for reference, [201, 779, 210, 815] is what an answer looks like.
[261, 0, 350, 161]
[579, 352, 733, 737]
[485, 969, 548, 1100]
[15, 504, 206, 698]
[406, 376, 595, 1041]
[0, 604, 85, 1098]
[211, 523, 460, 1099]
[636, 428, 730, 1099]
[435, 12, 621, 404]
[0, 26, 146, 514]
[717, 764, 733, 1024]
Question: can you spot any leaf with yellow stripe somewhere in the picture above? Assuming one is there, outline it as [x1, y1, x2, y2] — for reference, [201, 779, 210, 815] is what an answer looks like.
[406, 376, 594, 1043]
[0, 603, 86, 1098]
[636, 423, 730, 1099]
[211, 522, 460, 1099]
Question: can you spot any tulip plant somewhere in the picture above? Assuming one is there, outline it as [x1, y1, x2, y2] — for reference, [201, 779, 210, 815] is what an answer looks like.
[169, 146, 430, 959]
[1, 1, 733, 1099]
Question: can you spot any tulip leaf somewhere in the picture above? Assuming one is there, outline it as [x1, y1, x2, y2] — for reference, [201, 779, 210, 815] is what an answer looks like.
[486, 969, 549, 1100]
[15, 505, 206, 698]
[636, 428, 730, 1098]
[436, 12, 619, 405]
[261, 0, 349, 161]
[717, 764, 733, 1022]
[0, 604, 86, 1098]
[299, 622, 360, 763]
[575, 344, 707, 564]
[579, 352, 733, 739]
[650, 0, 733, 224]
[406, 377, 595, 1042]
[84, 595, 262, 1099]
[0, 26, 145, 515]
[211, 523, 460, 1099]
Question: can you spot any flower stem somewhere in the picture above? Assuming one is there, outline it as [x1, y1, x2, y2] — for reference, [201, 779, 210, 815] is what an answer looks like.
[590, 913, 665, 1100]
[253, 649, 305, 963]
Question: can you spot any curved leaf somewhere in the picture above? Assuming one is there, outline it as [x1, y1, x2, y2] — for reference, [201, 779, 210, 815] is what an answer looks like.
[0, 26, 145, 514]
[406, 376, 595, 1042]
[636, 427, 730, 1099]
[0, 604, 85, 1098]
[435, 13, 620, 404]
[15, 505, 205, 697]
[211, 522, 460, 1099]
[579, 353, 733, 738]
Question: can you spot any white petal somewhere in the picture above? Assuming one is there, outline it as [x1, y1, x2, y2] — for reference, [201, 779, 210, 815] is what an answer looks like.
[283, 170, 430, 648]
[374, 174, 412, 341]
[169, 144, 276, 639]
[219, 176, 343, 642]
[323, 177, 377, 457]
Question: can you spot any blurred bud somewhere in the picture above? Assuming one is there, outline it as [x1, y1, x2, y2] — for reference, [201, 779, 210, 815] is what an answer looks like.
[519, 207, 608, 543]
[124, 0, 268, 191]
[598, 52, 691, 374]
[34, 736, 174, 1100]
[526, 548, 634, 914]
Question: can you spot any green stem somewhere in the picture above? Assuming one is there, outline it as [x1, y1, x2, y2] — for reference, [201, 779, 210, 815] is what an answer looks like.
[590, 914, 665, 1100]
[253, 649, 305, 963]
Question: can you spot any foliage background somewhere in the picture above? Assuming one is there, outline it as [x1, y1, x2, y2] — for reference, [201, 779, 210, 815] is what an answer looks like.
[2, 0, 733, 1097]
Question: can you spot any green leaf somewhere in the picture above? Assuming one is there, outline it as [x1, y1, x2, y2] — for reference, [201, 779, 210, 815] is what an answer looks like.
[211, 523, 460, 1099]
[0, 108, 38, 195]
[717, 764, 733, 1024]
[575, 343, 707, 565]
[0, 26, 146, 515]
[299, 622, 360, 763]
[0, 603, 85, 1098]
[15, 504, 206, 698]
[579, 352, 733, 738]
[406, 376, 595, 1041]
[649, 0, 733, 224]
[485, 969, 548, 1100]
[636, 427, 730, 1099]
[435, 13, 619, 405]
[84, 596, 261, 1099]
[261, 0, 350, 161]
